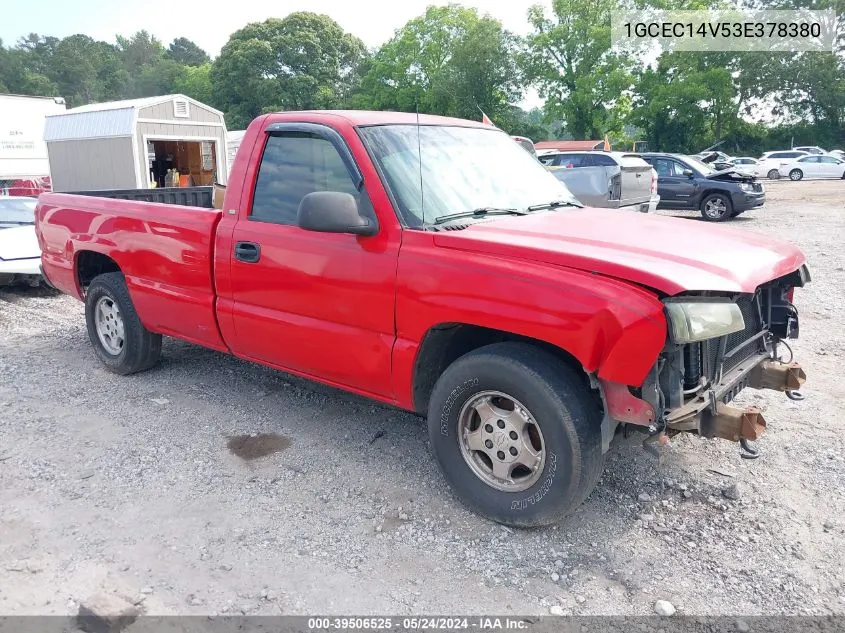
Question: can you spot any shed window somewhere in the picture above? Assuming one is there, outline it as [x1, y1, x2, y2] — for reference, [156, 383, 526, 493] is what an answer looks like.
[173, 99, 190, 118]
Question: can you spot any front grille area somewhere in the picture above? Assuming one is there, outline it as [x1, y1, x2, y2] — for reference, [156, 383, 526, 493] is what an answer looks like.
[700, 293, 767, 383]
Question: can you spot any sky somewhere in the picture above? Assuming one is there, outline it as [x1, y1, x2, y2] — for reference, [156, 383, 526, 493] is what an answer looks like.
[0, 0, 550, 108]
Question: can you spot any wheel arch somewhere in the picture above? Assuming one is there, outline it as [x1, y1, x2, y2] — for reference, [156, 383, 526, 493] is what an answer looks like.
[75, 250, 122, 296]
[410, 322, 627, 416]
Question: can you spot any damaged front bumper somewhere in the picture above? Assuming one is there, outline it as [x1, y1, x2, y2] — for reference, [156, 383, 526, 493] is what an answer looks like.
[664, 352, 806, 441]
[599, 351, 807, 449]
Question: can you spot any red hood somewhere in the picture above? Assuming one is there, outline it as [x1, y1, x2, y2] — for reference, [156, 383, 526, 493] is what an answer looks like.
[432, 208, 806, 295]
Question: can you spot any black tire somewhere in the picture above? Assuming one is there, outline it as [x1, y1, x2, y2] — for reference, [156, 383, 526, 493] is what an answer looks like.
[85, 272, 162, 375]
[789, 169, 803, 181]
[427, 342, 604, 527]
[700, 193, 733, 222]
[767, 169, 780, 180]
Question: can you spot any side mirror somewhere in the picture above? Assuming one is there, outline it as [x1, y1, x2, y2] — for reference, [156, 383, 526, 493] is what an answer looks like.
[682, 169, 694, 178]
[297, 191, 377, 237]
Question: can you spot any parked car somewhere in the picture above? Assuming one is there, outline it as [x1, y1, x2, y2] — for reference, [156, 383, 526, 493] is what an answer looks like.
[539, 150, 657, 212]
[35, 110, 809, 527]
[695, 150, 732, 164]
[511, 135, 537, 158]
[639, 153, 765, 221]
[757, 150, 809, 179]
[829, 149, 844, 160]
[695, 151, 731, 172]
[727, 157, 762, 176]
[0, 197, 42, 287]
[793, 146, 826, 155]
[778, 154, 845, 180]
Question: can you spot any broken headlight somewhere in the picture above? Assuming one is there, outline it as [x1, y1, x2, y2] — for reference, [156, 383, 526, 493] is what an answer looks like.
[664, 300, 745, 344]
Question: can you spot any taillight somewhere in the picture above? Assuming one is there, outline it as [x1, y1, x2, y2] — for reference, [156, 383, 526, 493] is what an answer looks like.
[786, 288, 795, 303]
[650, 171, 657, 193]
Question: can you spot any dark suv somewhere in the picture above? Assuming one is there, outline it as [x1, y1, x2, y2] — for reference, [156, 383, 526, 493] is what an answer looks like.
[639, 153, 765, 221]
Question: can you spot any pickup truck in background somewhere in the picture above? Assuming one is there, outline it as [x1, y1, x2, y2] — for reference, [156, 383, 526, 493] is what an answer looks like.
[538, 150, 658, 213]
[36, 111, 809, 527]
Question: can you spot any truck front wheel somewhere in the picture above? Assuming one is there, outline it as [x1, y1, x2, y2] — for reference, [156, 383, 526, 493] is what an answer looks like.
[85, 272, 162, 375]
[427, 342, 604, 527]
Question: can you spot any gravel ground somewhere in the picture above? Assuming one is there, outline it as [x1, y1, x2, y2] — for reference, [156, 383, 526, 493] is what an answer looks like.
[1, 179, 843, 617]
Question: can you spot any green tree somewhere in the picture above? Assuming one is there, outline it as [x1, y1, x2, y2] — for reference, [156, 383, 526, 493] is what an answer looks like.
[117, 31, 164, 72]
[173, 63, 213, 105]
[522, 0, 635, 139]
[353, 4, 522, 124]
[166, 37, 210, 66]
[211, 12, 367, 129]
[50, 35, 127, 106]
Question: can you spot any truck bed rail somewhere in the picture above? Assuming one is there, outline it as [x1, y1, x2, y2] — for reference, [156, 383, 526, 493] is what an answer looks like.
[68, 186, 214, 208]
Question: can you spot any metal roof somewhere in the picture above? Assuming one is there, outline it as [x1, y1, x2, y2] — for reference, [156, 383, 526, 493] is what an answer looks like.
[43, 94, 223, 142]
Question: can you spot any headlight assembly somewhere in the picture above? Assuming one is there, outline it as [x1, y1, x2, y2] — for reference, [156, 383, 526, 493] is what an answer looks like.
[664, 301, 745, 344]
[740, 182, 753, 192]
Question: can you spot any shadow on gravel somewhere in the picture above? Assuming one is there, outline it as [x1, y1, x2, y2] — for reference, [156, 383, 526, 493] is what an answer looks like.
[0, 284, 61, 302]
[667, 214, 756, 223]
[227, 433, 292, 460]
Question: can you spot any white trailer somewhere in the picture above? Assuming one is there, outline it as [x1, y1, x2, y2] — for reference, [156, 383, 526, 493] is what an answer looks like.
[0, 94, 67, 181]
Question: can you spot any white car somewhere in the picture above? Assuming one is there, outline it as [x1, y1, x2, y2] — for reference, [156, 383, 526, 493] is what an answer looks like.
[0, 197, 42, 287]
[779, 154, 845, 181]
[829, 149, 845, 160]
[722, 156, 762, 176]
[793, 145, 826, 155]
[757, 150, 809, 179]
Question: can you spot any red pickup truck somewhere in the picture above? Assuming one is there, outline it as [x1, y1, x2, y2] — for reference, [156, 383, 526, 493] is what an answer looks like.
[35, 110, 809, 527]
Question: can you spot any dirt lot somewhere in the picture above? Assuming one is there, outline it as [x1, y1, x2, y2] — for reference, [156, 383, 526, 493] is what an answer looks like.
[1, 179, 843, 617]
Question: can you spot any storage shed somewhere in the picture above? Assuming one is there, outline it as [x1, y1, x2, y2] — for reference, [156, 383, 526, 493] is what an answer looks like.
[44, 94, 228, 192]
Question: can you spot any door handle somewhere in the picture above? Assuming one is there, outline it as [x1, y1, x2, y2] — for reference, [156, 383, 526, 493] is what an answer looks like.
[234, 241, 261, 263]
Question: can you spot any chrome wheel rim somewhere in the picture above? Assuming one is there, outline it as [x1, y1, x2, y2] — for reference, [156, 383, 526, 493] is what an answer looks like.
[704, 198, 726, 218]
[457, 391, 546, 492]
[790, 170, 801, 181]
[767, 170, 780, 180]
[94, 296, 125, 355]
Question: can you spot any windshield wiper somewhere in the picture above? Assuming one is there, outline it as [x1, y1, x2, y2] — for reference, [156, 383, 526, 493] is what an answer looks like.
[526, 199, 582, 211]
[433, 207, 527, 225]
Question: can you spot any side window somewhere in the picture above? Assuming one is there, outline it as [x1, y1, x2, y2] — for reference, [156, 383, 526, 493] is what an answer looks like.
[770, 152, 786, 159]
[669, 161, 688, 176]
[589, 153, 617, 167]
[802, 156, 820, 163]
[538, 154, 557, 166]
[652, 158, 673, 176]
[557, 154, 587, 168]
[820, 156, 839, 164]
[250, 132, 362, 225]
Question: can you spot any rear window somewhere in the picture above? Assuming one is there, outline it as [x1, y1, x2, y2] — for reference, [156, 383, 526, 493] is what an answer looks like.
[589, 154, 617, 166]
[556, 154, 588, 168]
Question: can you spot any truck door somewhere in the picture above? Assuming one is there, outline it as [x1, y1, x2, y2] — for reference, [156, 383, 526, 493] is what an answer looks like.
[225, 126, 400, 399]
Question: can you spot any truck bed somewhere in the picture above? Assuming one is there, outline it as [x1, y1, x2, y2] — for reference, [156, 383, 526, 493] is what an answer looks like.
[35, 192, 227, 351]
[68, 186, 214, 208]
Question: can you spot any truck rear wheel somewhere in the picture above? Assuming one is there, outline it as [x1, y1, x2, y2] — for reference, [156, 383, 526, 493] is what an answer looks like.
[427, 342, 604, 527]
[85, 272, 161, 375]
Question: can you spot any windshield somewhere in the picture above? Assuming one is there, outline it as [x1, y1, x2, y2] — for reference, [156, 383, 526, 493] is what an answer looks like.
[0, 198, 37, 227]
[359, 125, 579, 227]
[684, 156, 717, 174]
